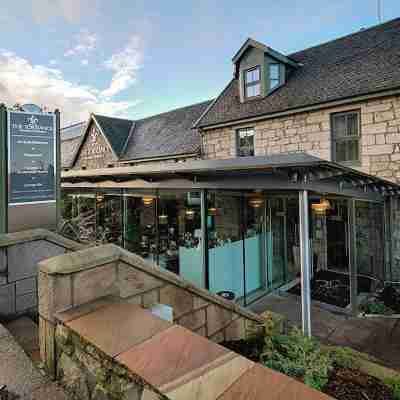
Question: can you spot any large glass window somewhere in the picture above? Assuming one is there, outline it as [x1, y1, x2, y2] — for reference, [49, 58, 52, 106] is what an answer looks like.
[331, 111, 360, 163]
[96, 191, 123, 246]
[244, 193, 268, 303]
[244, 66, 261, 98]
[157, 190, 203, 286]
[207, 192, 245, 301]
[60, 190, 96, 243]
[356, 201, 384, 282]
[237, 128, 255, 157]
[123, 190, 157, 263]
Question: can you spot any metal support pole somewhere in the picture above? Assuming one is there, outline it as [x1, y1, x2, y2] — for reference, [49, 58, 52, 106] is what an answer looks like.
[299, 190, 311, 337]
[0, 104, 8, 234]
[200, 190, 209, 289]
[55, 109, 61, 231]
[348, 199, 358, 316]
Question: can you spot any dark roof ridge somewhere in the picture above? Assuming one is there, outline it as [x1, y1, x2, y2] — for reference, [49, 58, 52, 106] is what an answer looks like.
[61, 121, 85, 129]
[289, 17, 400, 58]
[92, 113, 134, 123]
[135, 99, 213, 123]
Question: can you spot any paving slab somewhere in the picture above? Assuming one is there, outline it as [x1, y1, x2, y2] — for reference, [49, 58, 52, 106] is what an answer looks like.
[116, 325, 230, 389]
[217, 364, 333, 400]
[65, 302, 172, 357]
[163, 353, 254, 400]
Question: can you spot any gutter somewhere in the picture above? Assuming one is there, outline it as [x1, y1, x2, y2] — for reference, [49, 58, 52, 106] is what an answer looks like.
[119, 152, 199, 164]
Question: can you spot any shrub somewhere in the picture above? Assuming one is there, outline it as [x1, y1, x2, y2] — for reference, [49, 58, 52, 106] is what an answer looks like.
[261, 328, 332, 391]
[384, 377, 400, 400]
[329, 346, 360, 370]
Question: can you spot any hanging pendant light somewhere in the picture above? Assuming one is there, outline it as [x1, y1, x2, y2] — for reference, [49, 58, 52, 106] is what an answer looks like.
[311, 198, 331, 215]
[208, 207, 217, 216]
[142, 196, 154, 206]
[185, 209, 195, 219]
[248, 196, 264, 208]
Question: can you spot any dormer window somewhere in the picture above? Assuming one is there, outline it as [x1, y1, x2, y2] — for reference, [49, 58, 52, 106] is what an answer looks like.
[244, 66, 261, 98]
[269, 63, 280, 90]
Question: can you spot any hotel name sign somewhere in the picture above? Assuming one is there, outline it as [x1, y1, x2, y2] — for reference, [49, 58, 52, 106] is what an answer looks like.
[8, 111, 56, 205]
[83, 126, 111, 160]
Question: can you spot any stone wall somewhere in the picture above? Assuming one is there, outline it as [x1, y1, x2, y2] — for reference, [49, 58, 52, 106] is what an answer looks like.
[0, 229, 83, 319]
[55, 324, 161, 400]
[38, 243, 266, 376]
[202, 94, 400, 183]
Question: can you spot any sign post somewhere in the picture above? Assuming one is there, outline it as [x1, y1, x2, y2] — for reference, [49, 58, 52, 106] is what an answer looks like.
[3, 107, 60, 232]
[8, 111, 56, 205]
[0, 105, 7, 234]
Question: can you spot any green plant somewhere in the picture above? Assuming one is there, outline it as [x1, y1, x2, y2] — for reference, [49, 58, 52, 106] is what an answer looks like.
[329, 346, 360, 370]
[361, 300, 394, 315]
[384, 377, 400, 400]
[261, 328, 332, 391]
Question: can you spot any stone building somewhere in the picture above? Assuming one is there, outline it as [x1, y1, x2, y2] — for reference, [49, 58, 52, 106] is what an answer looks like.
[60, 18, 400, 329]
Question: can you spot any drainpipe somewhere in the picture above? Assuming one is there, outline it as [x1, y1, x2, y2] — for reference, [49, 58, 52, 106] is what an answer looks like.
[299, 190, 311, 337]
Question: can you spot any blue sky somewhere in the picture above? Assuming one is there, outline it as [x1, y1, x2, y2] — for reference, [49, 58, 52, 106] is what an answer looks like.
[0, 0, 399, 126]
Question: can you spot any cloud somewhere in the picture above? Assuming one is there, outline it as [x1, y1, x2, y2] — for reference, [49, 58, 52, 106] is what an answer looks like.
[81, 59, 89, 66]
[31, 0, 98, 24]
[49, 59, 58, 66]
[101, 35, 143, 98]
[64, 30, 98, 57]
[0, 50, 139, 126]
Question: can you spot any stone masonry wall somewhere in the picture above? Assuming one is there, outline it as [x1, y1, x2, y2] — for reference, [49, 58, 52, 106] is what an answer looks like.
[202, 94, 400, 183]
[38, 244, 267, 376]
[0, 229, 83, 319]
[55, 324, 162, 400]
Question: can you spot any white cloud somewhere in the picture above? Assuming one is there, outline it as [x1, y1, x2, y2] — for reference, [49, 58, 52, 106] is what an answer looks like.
[64, 30, 98, 57]
[101, 35, 143, 98]
[81, 59, 89, 66]
[31, 0, 98, 24]
[0, 50, 139, 126]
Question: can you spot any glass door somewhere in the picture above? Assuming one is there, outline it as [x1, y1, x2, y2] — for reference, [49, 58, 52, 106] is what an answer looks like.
[268, 198, 288, 289]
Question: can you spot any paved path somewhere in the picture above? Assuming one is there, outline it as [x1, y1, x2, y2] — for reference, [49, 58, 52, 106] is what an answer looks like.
[250, 293, 400, 370]
[0, 320, 69, 399]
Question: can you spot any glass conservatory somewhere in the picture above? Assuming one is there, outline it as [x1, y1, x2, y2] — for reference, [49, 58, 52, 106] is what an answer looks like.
[61, 154, 398, 335]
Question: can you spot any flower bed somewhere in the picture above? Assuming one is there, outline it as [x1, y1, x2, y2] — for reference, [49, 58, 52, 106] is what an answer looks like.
[220, 327, 400, 400]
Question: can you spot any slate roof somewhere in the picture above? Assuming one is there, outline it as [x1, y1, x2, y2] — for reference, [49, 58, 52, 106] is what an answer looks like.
[93, 114, 134, 157]
[61, 100, 212, 168]
[61, 121, 86, 140]
[121, 100, 212, 161]
[61, 136, 81, 168]
[196, 18, 400, 128]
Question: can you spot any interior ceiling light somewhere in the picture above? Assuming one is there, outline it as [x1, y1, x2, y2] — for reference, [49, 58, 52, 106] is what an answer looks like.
[142, 196, 154, 206]
[248, 197, 264, 208]
[311, 198, 331, 214]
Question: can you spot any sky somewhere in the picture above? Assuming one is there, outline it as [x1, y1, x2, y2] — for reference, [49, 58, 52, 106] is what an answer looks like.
[0, 1, 399, 127]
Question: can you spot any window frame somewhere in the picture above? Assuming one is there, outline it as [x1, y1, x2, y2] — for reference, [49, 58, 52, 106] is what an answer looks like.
[269, 63, 280, 91]
[244, 66, 261, 99]
[331, 110, 361, 165]
[236, 127, 255, 157]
